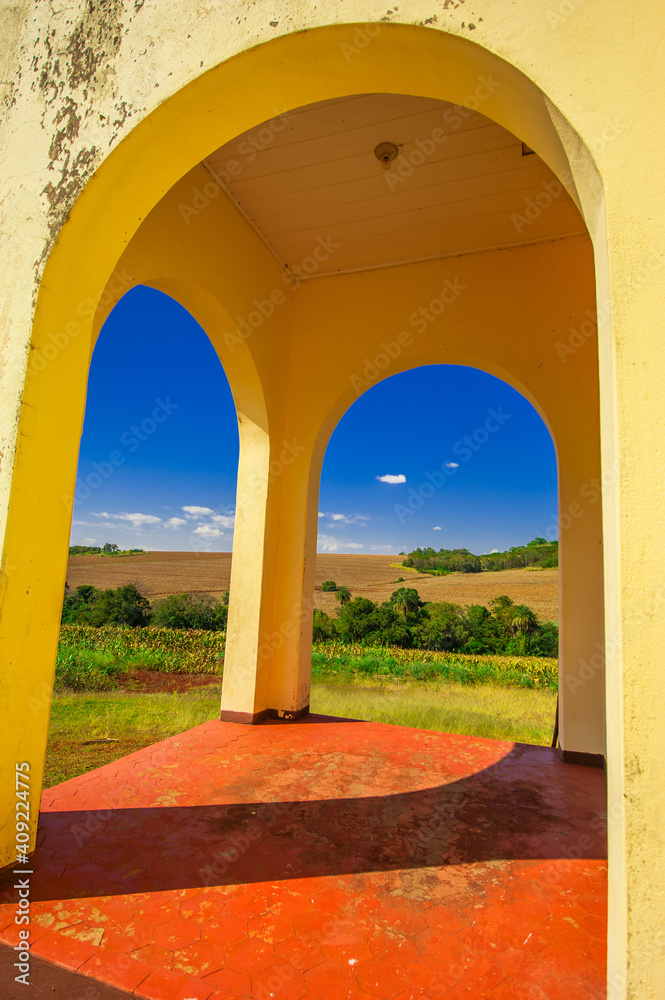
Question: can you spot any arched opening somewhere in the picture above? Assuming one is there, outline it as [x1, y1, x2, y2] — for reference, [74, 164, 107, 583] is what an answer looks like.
[312, 363, 560, 742]
[70, 286, 239, 564]
[54, 286, 242, 774]
[0, 17, 624, 1000]
[2, 53, 602, 807]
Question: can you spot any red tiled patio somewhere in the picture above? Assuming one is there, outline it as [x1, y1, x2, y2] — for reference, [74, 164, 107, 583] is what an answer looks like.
[0, 717, 607, 999]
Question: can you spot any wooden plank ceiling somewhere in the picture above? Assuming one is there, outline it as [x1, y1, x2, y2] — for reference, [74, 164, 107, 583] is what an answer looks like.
[204, 94, 585, 278]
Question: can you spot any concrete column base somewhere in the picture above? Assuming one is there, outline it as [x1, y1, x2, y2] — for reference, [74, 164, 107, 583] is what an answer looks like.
[220, 705, 310, 725]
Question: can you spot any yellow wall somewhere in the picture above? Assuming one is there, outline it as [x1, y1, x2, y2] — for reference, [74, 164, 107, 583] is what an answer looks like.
[1, 6, 664, 996]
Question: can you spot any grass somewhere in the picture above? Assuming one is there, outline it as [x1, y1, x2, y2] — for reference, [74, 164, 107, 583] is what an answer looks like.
[310, 678, 557, 745]
[45, 678, 557, 787]
[45, 687, 222, 787]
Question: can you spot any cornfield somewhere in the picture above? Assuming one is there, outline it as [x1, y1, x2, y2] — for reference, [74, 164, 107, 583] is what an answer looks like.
[58, 626, 558, 689]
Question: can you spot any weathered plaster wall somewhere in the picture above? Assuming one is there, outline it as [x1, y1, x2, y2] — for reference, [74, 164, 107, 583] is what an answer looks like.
[1, 3, 664, 997]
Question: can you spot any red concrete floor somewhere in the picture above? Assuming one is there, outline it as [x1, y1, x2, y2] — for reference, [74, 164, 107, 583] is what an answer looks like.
[0, 717, 607, 999]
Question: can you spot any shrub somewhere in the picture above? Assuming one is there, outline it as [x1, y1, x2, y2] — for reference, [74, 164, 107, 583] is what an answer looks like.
[62, 583, 151, 626]
[151, 593, 227, 631]
[413, 602, 468, 651]
[321, 580, 337, 592]
[61, 584, 99, 624]
[336, 597, 412, 647]
[313, 609, 337, 642]
[88, 584, 152, 627]
[530, 620, 559, 657]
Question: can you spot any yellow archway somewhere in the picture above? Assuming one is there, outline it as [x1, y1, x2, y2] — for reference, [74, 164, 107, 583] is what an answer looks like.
[3, 19, 602, 857]
[5, 15, 663, 996]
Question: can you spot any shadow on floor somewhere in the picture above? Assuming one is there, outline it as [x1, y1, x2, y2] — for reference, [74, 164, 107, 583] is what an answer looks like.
[26, 744, 605, 903]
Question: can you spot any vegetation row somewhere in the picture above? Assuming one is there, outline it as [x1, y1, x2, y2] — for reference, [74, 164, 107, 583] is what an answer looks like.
[56, 625, 557, 692]
[400, 537, 558, 574]
[62, 581, 557, 659]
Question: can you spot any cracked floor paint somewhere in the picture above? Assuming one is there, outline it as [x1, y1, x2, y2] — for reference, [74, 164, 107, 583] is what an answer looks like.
[0, 716, 607, 998]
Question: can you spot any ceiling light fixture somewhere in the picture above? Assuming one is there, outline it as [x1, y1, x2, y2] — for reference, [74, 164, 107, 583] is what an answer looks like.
[374, 141, 399, 170]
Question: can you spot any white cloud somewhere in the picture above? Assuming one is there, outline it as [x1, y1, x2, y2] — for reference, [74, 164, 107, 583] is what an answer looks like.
[318, 512, 325, 518]
[433, 525, 442, 530]
[317, 535, 337, 552]
[491, 548, 499, 553]
[81, 537, 98, 544]
[165, 517, 187, 529]
[92, 511, 162, 527]
[318, 534, 365, 552]
[376, 474, 406, 484]
[324, 512, 369, 526]
[318, 534, 341, 552]
[211, 514, 235, 529]
[445, 462, 459, 469]
[371, 544, 393, 551]
[115, 512, 162, 527]
[194, 524, 223, 537]
[182, 505, 214, 517]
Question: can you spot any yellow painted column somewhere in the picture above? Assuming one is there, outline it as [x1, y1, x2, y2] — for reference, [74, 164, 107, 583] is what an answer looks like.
[599, 219, 665, 1000]
[220, 422, 317, 722]
[557, 453, 605, 762]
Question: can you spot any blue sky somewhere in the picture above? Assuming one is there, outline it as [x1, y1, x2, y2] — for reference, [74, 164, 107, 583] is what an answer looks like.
[71, 286, 558, 555]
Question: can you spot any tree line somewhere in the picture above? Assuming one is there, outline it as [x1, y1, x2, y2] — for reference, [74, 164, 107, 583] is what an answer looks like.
[68, 543, 145, 556]
[401, 537, 558, 575]
[314, 585, 557, 657]
[62, 584, 228, 630]
[62, 581, 558, 657]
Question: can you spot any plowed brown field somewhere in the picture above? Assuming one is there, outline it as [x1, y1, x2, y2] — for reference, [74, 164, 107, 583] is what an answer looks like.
[66, 551, 559, 621]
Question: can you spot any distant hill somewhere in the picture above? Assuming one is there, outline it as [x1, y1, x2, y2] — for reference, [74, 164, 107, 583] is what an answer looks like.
[401, 538, 558, 575]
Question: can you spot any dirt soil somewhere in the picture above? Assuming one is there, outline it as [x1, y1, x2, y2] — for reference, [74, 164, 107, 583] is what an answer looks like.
[67, 551, 559, 621]
[116, 669, 222, 694]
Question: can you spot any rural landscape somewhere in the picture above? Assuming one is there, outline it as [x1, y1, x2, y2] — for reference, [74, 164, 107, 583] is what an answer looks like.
[50, 541, 560, 789]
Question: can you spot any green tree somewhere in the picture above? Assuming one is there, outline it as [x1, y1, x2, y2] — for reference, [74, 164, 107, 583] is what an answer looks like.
[390, 587, 422, 616]
[321, 580, 337, 592]
[530, 620, 559, 657]
[151, 592, 227, 631]
[88, 584, 152, 627]
[461, 604, 509, 654]
[61, 584, 100, 623]
[489, 595, 516, 627]
[102, 542, 120, 554]
[509, 606, 540, 654]
[413, 602, 468, 651]
[334, 586, 351, 608]
[336, 597, 411, 646]
[312, 609, 337, 642]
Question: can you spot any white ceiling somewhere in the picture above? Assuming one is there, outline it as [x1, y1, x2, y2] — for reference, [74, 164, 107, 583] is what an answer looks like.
[204, 93, 585, 278]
